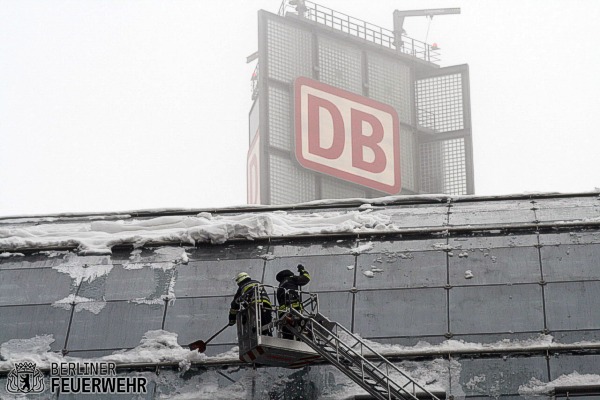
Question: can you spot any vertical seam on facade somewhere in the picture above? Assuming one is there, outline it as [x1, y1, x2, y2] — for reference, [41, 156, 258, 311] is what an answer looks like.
[533, 200, 549, 333]
[446, 199, 452, 335]
[63, 280, 83, 351]
[351, 240, 359, 333]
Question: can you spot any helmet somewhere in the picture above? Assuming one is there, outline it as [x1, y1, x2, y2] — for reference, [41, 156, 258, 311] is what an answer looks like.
[235, 272, 250, 285]
[276, 269, 294, 282]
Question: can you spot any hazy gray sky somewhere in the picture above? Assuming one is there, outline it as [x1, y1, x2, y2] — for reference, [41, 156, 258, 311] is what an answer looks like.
[1, 0, 599, 217]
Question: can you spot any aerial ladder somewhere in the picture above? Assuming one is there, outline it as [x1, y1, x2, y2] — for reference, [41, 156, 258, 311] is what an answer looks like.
[235, 286, 443, 400]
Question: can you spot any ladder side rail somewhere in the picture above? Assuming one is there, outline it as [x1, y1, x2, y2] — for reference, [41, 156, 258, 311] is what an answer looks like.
[323, 320, 413, 398]
[284, 322, 391, 400]
[288, 309, 420, 400]
[293, 309, 440, 400]
[316, 314, 441, 400]
[295, 317, 411, 400]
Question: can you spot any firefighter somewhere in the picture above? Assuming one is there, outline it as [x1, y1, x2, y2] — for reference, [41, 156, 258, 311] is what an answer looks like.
[276, 264, 311, 339]
[229, 272, 273, 336]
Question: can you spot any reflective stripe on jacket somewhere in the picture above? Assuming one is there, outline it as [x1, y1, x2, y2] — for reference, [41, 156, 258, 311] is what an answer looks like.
[229, 279, 272, 320]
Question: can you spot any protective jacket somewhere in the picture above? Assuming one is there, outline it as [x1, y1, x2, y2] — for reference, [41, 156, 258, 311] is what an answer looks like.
[276, 268, 311, 310]
[229, 278, 272, 324]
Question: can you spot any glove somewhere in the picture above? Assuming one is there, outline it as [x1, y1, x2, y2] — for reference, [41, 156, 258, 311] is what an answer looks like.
[297, 264, 305, 272]
[228, 319, 236, 326]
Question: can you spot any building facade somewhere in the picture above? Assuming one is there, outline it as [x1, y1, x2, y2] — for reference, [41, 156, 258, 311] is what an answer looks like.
[1, 192, 599, 398]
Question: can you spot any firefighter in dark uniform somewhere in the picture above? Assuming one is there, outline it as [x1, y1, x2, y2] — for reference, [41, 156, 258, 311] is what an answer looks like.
[229, 272, 273, 336]
[276, 264, 311, 339]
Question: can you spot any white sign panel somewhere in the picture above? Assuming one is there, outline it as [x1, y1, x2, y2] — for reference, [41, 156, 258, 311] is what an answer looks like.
[295, 77, 400, 194]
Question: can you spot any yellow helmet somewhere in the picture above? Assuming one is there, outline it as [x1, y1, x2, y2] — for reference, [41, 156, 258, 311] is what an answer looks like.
[235, 272, 250, 285]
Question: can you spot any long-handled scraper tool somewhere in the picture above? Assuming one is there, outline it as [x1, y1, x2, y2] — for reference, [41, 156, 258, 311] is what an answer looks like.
[188, 324, 230, 353]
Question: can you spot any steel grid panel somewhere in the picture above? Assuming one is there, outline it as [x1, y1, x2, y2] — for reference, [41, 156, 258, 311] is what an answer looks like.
[443, 138, 468, 195]
[0, 267, 73, 306]
[456, 357, 549, 396]
[416, 73, 464, 133]
[268, 86, 291, 151]
[419, 138, 468, 195]
[448, 199, 537, 226]
[317, 35, 362, 94]
[367, 53, 412, 124]
[66, 301, 165, 351]
[449, 284, 545, 335]
[268, 237, 357, 257]
[354, 287, 448, 337]
[269, 153, 316, 204]
[0, 304, 71, 352]
[419, 141, 444, 193]
[267, 19, 313, 83]
[541, 242, 600, 282]
[320, 175, 366, 199]
[163, 296, 238, 347]
[400, 128, 415, 191]
[545, 281, 600, 331]
[174, 259, 265, 298]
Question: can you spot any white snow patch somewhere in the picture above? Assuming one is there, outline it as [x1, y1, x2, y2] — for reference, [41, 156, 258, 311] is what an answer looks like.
[0, 209, 396, 253]
[129, 248, 142, 261]
[370, 267, 384, 273]
[38, 250, 69, 258]
[261, 253, 276, 261]
[181, 250, 189, 264]
[0, 335, 65, 370]
[351, 242, 374, 255]
[101, 330, 206, 365]
[464, 270, 474, 279]
[362, 270, 375, 278]
[53, 263, 113, 285]
[346, 265, 355, 270]
[0, 251, 24, 258]
[519, 372, 600, 395]
[458, 251, 469, 258]
[465, 374, 486, 389]
[52, 294, 106, 314]
[0, 330, 247, 373]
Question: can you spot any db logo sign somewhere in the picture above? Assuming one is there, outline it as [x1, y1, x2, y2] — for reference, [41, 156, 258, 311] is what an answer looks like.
[295, 77, 400, 194]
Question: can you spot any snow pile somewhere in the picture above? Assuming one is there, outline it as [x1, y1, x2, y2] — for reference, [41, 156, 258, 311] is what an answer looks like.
[337, 333, 562, 357]
[101, 330, 208, 365]
[519, 372, 600, 395]
[0, 252, 24, 257]
[0, 330, 240, 372]
[0, 335, 64, 369]
[0, 210, 392, 254]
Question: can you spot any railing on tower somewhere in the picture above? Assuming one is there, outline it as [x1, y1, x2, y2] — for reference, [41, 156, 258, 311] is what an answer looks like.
[277, 0, 440, 64]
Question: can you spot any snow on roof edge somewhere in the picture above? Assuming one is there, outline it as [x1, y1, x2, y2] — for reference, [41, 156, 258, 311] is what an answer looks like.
[1, 190, 599, 221]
